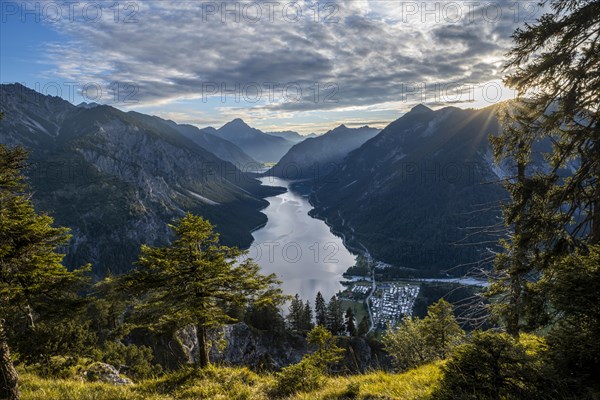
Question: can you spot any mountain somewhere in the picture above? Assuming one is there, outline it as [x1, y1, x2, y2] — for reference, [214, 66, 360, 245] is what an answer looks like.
[310, 104, 508, 276]
[0, 83, 282, 276]
[266, 130, 307, 143]
[268, 125, 380, 180]
[200, 126, 218, 135]
[77, 102, 101, 109]
[127, 112, 258, 167]
[216, 119, 294, 163]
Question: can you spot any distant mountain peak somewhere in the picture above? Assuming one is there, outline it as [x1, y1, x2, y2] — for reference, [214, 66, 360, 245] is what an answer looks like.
[2, 82, 41, 97]
[328, 124, 349, 135]
[226, 118, 249, 127]
[77, 101, 101, 109]
[409, 104, 433, 114]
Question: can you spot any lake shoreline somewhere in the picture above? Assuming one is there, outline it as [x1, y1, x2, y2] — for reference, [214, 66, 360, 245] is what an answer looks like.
[249, 177, 357, 301]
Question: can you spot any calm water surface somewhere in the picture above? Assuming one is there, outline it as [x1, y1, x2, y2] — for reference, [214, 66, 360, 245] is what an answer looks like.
[248, 177, 357, 301]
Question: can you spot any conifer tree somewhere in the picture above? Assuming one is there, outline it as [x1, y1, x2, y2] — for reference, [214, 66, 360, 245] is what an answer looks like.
[357, 316, 370, 336]
[315, 291, 328, 326]
[120, 213, 283, 368]
[488, 3, 599, 392]
[489, 103, 557, 335]
[302, 300, 314, 331]
[491, 0, 600, 335]
[0, 138, 88, 399]
[546, 245, 600, 392]
[420, 299, 464, 359]
[306, 325, 344, 371]
[244, 302, 285, 333]
[287, 294, 305, 332]
[345, 307, 356, 336]
[327, 296, 344, 335]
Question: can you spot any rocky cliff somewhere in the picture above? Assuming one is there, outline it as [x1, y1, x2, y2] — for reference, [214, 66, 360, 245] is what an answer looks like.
[144, 323, 392, 373]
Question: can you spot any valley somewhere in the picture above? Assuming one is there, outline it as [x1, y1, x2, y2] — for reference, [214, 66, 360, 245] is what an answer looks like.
[0, 83, 502, 315]
[2, 1, 598, 398]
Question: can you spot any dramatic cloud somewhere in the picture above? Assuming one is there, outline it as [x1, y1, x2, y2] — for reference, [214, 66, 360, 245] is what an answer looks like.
[24, 0, 546, 130]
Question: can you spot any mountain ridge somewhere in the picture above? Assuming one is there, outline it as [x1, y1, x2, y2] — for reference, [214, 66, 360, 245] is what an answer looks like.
[267, 125, 380, 180]
[0, 83, 282, 276]
[310, 104, 507, 276]
[215, 119, 294, 163]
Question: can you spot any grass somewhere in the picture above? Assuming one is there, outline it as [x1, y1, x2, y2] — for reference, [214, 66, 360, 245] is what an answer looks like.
[293, 363, 443, 400]
[19, 363, 443, 400]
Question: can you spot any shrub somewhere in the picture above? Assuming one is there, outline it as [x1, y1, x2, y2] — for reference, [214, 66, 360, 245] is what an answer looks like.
[273, 326, 344, 397]
[90, 341, 162, 380]
[545, 246, 600, 396]
[383, 299, 464, 371]
[339, 381, 361, 399]
[432, 331, 560, 400]
[273, 358, 325, 397]
[307, 325, 344, 371]
[16, 320, 97, 365]
[27, 356, 90, 379]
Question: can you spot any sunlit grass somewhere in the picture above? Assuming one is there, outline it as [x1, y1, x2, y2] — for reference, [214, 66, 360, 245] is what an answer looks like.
[20, 362, 443, 400]
[293, 363, 443, 400]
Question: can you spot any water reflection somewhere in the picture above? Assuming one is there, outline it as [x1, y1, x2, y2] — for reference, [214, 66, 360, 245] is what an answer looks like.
[248, 177, 357, 301]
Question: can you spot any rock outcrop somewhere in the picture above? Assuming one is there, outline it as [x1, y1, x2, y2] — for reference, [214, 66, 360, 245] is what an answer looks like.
[83, 362, 133, 386]
[167, 323, 392, 372]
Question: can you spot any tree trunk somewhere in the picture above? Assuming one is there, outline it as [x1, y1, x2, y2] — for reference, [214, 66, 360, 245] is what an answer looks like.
[0, 319, 19, 400]
[507, 155, 526, 337]
[591, 174, 600, 245]
[196, 324, 210, 368]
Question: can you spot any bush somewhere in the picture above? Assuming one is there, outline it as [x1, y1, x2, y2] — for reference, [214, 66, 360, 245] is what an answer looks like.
[339, 382, 361, 399]
[27, 356, 90, 379]
[383, 299, 464, 371]
[432, 331, 560, 400]
[383, 317, 429, 370]
[307, 325, 344, 371]
[273, 326, 344, 397]
[15, 320, 97, 365]
[546, 246, 600, 396]
[90, 341, 162, 380]
[273, 358, 325, 397]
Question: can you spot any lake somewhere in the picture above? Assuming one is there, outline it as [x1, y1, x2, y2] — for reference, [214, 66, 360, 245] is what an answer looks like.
[247, 177, 357, 302]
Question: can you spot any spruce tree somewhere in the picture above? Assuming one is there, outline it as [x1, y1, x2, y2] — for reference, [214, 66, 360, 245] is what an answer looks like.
[345, 307, 356, 336]
[420, 299, 464, 359]
[357, 316, 370, 336]
[492, 0, 600, 336]
[504, 0, 600, 248]
[0, 140, 88, 399]
[244, 302, 285, 333]
[120, 213, 283, 368]
[302, 300, 314, 331]
[327, 296, 344, 335]
[489, 103, 558, 335]
[287, 294, 305, 332]
[506, 0, 600, 235]
[315, 291, 327, 327]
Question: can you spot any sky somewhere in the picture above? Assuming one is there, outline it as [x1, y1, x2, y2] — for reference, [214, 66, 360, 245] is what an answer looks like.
[0, 0, 545, 134]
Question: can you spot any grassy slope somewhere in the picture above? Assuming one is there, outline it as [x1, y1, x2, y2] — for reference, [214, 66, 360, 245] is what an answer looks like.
[20, 363, 442, 400]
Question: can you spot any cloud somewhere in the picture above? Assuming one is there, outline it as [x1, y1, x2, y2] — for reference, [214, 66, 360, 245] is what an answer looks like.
[32, 0, 545, 123]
